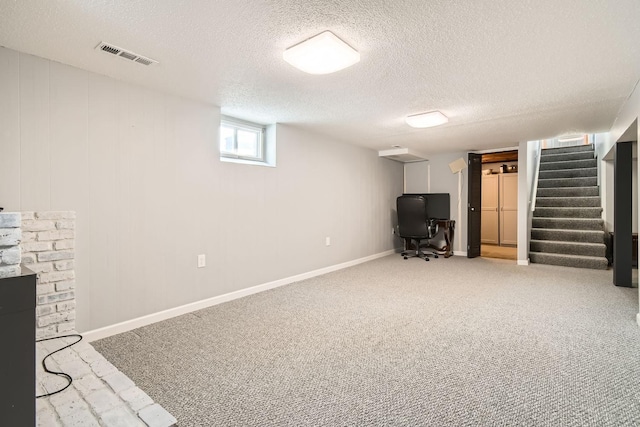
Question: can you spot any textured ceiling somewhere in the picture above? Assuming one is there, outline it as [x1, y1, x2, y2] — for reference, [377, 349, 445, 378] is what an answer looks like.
[1, 0, 639, 156]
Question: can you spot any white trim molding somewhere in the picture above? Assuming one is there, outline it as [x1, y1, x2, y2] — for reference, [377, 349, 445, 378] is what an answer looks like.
[82, 249, 396, 342]
[453, 251, 467, 257]
[517, 259, 530, 266]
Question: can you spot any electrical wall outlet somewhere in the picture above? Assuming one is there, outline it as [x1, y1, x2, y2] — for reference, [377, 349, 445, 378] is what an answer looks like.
[197, 254, 206, 268]
[325, 237, 331, 246]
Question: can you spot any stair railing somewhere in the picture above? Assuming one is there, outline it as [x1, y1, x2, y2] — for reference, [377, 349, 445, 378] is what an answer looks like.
[529, 142, 542, 213]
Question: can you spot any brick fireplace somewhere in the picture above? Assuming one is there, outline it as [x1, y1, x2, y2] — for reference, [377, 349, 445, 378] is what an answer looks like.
[19, 211, 76, 339]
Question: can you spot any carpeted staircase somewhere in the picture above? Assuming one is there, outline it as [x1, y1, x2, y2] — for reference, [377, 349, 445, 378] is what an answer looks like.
[529, 144, 608, 269]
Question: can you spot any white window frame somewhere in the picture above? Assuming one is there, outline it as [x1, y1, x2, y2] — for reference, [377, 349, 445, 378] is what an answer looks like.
[220, 116, 266, 163]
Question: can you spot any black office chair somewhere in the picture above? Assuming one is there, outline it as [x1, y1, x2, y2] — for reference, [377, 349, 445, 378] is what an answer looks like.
[397, 195, 439, 261]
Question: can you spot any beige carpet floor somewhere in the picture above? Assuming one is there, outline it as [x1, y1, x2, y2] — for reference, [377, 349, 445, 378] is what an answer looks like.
[93, 255, 640, 426]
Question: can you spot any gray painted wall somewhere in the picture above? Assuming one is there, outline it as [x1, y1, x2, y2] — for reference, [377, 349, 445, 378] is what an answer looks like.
[0, 47, 404, 332]
[428, 152, 468, 254]
[404, 161, 429, 193]
[403, 153, 469, 254]
[599, 81, 640, 319]
[516, 140, 541, 264]
[597, 83, 640, 235]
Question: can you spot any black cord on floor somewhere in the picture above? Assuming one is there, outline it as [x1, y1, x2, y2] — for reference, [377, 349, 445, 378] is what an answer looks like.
[36, 334, 83, 398]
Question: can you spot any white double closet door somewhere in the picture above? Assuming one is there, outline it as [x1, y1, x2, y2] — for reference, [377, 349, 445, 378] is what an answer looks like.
[481, 173, 518, 246]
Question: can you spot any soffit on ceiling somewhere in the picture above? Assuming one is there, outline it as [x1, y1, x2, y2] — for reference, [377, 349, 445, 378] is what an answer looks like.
[0, 0, 639, 156]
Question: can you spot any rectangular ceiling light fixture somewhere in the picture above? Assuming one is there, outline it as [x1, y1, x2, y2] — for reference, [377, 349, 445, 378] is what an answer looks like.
[405, 111, 448, 128]
[283, 31, 360, 75]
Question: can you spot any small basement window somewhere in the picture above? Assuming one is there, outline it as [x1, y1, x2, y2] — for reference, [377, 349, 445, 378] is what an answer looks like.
[220, 116, 274, 165]
[219, 116, 276, 167]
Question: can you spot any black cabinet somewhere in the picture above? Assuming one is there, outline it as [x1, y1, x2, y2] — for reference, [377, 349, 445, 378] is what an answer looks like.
[0, 266, 36, 426]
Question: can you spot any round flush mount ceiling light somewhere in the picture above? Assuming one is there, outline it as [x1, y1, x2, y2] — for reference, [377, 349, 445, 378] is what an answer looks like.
[283, 31, 360, 75]
[405, 111, 449, 128]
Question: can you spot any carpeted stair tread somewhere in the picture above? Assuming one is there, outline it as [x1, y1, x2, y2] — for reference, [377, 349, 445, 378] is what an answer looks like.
[540, 151, 595, 162]
[535, 196, 601, 207]
[539, 158, 597, 170]
[529, 252, 608, 270]
[531, 217, 604, 230]
[537, 186, 599, 197]
[533, 207, 602, 218]
[537, 177, 597, 188]
[530, 239, 606, 257]
[538, 167, 597, 179]
[531, 228, 604, 243]
[540, 144, 594, 154]
[531, 144, 607, 269]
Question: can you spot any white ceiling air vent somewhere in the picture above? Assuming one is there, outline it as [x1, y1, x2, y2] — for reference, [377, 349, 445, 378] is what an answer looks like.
[95, 42, 158, 66]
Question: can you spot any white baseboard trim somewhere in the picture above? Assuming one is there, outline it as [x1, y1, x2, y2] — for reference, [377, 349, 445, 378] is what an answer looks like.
[637, 313, 640, 328]
[517, 259, 530, 266]
[83, 249, 396, 342]
[453, 251, 467, 257]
